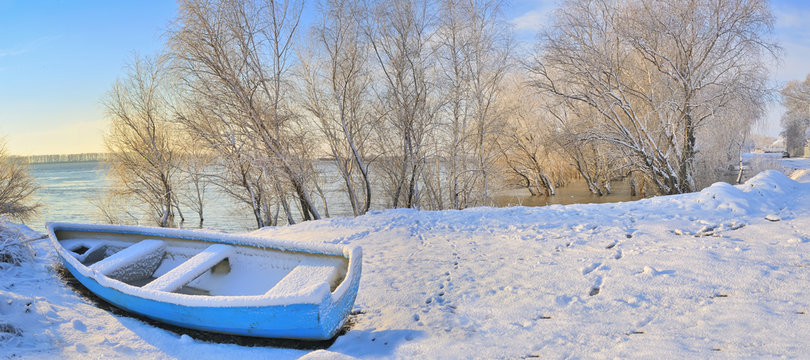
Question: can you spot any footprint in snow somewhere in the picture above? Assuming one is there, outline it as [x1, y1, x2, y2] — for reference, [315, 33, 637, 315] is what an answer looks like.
[589, 275, 603, 296]
[625, 316, 653, 334]
[582, 262, 601, 276]
[635, 316, 653, 327]
[555, 295, 578, 306]
[72, 319, 86, 332]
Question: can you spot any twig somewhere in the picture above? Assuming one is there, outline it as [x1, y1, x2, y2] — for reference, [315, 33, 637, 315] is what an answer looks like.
[22, 235, 48, 243]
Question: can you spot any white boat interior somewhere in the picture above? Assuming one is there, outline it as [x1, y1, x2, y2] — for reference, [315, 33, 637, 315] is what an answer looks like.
[57, 231, 348, 298]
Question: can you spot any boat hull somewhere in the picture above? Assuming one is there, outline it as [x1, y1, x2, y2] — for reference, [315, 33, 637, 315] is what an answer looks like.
[47, 222, 362, 340]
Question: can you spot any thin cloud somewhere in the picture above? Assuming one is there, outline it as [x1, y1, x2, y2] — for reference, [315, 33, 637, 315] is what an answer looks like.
[760, 3, 810, 137]
[774, 7, 810, 30]
[512, 10, 546, 32]
[0, 35, 62, 59]
[771, 3, 810, 83]
[776, 40, 810, 82]
[772, 2, 810, 47]
[0, 48, 29, 58]
[510, 0, 556, 33]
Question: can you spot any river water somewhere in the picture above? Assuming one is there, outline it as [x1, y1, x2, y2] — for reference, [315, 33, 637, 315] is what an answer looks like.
[24, 160, 638, 233]
[26, 161, 258, 233]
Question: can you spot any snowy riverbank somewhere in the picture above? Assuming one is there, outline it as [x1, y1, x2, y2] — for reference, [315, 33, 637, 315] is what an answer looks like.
[4, 166, 810, 358]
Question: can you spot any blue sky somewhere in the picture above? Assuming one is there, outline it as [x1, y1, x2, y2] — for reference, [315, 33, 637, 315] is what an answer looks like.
[0, 0, 176, 155]
[1, 0, 808, 155]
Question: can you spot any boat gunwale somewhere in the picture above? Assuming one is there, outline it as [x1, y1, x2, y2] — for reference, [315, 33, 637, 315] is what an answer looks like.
[46, 222, 362, 308]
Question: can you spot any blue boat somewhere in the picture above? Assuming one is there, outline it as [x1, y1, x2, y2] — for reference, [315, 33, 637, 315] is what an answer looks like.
[46, 222, 362, 340]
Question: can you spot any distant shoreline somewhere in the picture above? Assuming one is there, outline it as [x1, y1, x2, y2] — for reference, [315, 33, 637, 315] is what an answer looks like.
[11, 153, 109, 164]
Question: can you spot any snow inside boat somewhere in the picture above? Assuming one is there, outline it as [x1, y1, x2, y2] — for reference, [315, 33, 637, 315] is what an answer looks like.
[46, 222, 362, 340]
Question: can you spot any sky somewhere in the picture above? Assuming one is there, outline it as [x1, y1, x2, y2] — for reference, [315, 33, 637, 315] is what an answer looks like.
[0, 0, 808, 156]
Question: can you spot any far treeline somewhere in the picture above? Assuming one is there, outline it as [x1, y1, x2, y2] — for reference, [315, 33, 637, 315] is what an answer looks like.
[96, 0, 788, 229]
[11, 153, 109, 164]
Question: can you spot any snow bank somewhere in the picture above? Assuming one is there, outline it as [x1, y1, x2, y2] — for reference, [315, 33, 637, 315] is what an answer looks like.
[742, 169, 796, 197]
[0, 218, 37, 265]
[791, 168, 810, 182]
[695, 181, 753, 213]
[690, 170, 797, 220]
[0, 220, 61, 358]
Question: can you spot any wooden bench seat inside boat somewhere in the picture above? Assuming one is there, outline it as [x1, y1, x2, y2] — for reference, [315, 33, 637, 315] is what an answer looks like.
[144, 244, 234, 292]
[265, 261, 340, 298]
[89, 239, 166, 284]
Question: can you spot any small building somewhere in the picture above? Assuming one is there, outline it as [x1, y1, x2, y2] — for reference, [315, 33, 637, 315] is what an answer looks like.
[764, 137, 786, 154]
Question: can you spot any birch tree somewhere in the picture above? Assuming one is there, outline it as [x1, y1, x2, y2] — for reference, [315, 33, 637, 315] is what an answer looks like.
[430, 0, 510, 209]
[301, 0, 373, 216]
[104, 55, 182, 227]
[175, 138, 213, 227]
[696, 94, 761, 186]
[174, 95, 281, 228]
[533, 0, 777, 194]
[170, 0, 322, 224]
[366, 0, 436, 208]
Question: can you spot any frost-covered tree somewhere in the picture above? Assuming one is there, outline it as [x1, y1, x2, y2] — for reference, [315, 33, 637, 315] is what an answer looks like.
[780, 75, 810, 156]
[174, 94, 282, 228]
[365, 0, 437, 209]
[496, 76, 577, 197]
[103, 55, 182, 227]
[175, 138, 213, 227]
[0, 142, 40, 222]
[170, 0, 323, 225]
[301, 0, 374, 216]
[427, 0, 511, 209]
[533, 0, 777, 194]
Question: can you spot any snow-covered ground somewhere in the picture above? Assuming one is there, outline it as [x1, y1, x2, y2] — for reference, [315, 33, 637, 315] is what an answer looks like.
[4, 160, 810, 359]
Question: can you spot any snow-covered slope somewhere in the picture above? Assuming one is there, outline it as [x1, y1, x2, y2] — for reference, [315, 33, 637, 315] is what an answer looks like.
[4, 169, 810, 359]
